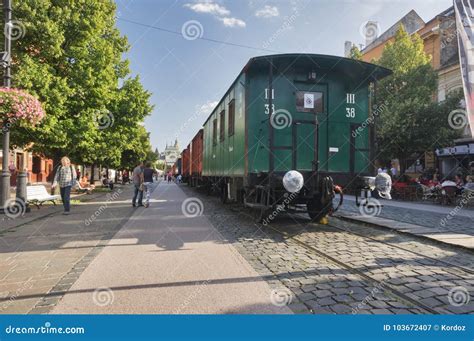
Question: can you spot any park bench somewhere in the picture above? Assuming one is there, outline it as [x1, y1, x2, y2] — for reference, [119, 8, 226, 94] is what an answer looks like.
[75, 182, 93, 194]
[26, 185, 60, 209]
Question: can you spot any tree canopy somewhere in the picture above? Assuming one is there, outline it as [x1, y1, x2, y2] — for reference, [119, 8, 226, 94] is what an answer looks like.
[349, 45, 362, 60]
[374, 25, 461, 172]
[6, 0, 155, 169]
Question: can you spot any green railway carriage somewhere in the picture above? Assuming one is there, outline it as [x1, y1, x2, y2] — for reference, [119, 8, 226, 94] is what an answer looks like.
[201, 53, 391, 220]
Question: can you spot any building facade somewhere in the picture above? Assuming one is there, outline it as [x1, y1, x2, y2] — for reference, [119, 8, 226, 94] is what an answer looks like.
[0, 148, 53, 185]
[164, 139, 180, 169]
[351, 8, 463, 103]
[346, 7, 472, 177]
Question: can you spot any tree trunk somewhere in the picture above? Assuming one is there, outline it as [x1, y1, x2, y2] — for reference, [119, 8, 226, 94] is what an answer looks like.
[51, 152, 62, 195]
[399, 157, 407, 175]
[90, 164, 95, 183]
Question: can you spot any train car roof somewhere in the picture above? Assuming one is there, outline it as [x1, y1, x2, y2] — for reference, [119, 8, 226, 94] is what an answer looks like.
[244, 53, 392, 81]
[200, 53, 392, 126]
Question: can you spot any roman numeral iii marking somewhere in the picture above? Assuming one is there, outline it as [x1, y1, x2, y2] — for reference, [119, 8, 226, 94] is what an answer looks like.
[346, 93, 355, 104]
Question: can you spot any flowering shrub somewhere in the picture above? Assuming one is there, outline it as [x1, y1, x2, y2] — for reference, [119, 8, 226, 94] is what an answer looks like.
[0, 88, 45, 126]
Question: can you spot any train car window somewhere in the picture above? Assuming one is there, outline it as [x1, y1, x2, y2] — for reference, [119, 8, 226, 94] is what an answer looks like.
[295, 91, 323, 113]
[228, 100, 235, 136]
[213, 119, 218, 145]
[219, 110, 225, 141]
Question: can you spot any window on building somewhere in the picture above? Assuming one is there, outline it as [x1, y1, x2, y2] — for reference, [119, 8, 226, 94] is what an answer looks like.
[213, 118, 218, 145]
[228, 100, 235, 136]
[219, 110, 225, 141]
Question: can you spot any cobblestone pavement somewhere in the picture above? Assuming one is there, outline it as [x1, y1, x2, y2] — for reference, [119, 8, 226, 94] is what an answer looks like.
[181, 185, 474, 315]
[276, 216, 474, 314]
[329, 218, 474, 271]
[0, 185, 137, 314]
[340, 196, 473, 234]
[180, 186, 436, 315]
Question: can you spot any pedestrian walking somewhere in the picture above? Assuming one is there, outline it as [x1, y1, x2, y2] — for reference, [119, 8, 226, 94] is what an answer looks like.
[76, 167, 81, 181]
[52, 156, 77, 215]
[167, 172, 172, 183]
[132, 161, 144, 207]
[143, 162, 156, 208]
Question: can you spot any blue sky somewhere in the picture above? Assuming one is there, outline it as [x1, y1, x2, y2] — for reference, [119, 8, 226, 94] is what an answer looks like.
[115, 0, 453, 152]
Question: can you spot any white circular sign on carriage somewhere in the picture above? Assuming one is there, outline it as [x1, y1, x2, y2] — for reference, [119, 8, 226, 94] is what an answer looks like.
[282, 170, 304, 193]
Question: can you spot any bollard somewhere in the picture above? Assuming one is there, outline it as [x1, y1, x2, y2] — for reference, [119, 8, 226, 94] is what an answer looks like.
[15, 171, 30, 213]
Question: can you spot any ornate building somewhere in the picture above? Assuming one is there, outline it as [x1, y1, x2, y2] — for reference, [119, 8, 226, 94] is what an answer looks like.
[345, 6, 472, 177]
[164, 139, 180, 168]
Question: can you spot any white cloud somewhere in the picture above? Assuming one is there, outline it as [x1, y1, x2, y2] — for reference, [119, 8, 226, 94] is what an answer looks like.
[197, 100, 218, 115]
[184, 1, 246, 28]
[184, 2, 230, 16]
[255, 5, 279, 18]
[218, 17, 246, 28]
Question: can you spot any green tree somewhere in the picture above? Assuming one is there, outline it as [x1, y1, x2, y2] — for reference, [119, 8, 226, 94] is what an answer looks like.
[95, 76, 154, 170]
[119, 125, 155, 170]
[349, 45, 362, 60]
[375, 25, 460, 173]
[8, 0, 153, 172]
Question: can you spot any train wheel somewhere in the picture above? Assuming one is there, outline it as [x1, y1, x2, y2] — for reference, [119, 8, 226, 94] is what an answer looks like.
[220, 183, 228, 204]
[254, 207, 271, 224]
[307, 195, 331, 222]
[205, 181, 212, 196]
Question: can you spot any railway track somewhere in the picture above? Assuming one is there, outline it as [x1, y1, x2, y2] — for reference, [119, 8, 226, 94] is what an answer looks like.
[283, 212, 474, 275]
[256, 210, 474, 314]
[265, 222, 444, 314]
[185, 186, 473, 314]
[326, 219, 474, 275]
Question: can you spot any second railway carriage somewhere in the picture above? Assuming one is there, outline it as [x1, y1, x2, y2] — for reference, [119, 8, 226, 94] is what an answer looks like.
[196, 53, 391, 221]
[190, 129, 204, 187]
[181, 147, 190, 182]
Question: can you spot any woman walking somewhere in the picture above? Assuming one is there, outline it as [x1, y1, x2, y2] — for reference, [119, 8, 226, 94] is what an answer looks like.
[52, 157, 77, 215]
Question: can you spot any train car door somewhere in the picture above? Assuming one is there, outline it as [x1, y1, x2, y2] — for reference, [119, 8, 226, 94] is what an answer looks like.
[293, 120, 317, 171]
[350, 123, 370, 175]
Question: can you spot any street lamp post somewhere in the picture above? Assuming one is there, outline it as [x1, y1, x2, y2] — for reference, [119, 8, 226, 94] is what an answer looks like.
[0, 0, 11, 209]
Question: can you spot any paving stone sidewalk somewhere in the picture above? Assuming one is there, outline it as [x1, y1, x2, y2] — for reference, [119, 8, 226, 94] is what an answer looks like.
[1, 189, 108, 232]
[51, 182, 292, 314]
[338, 195, 474, 250]
[0, 185, 136, 314]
